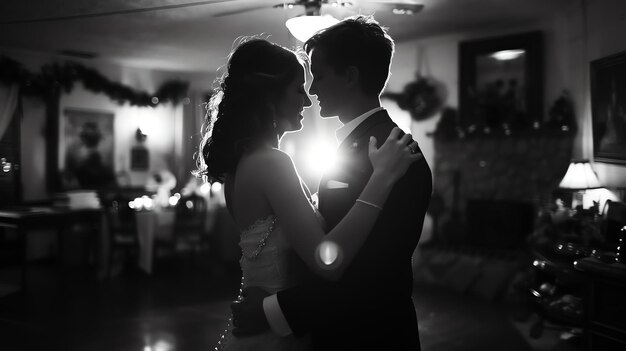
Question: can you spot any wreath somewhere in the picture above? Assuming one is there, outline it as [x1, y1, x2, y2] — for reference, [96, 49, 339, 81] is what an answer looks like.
[383, 75, 443, 121]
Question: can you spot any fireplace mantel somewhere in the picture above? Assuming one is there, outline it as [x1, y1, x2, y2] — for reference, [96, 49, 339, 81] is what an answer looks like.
[431, 132, 575, 247]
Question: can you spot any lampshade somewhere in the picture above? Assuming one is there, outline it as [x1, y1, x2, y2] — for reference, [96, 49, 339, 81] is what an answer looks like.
[285, 15, 339, 43]
[558, 160, 602, 190]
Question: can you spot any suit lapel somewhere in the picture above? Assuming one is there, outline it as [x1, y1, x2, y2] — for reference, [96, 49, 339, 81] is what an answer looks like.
[336, 110, 392, 154]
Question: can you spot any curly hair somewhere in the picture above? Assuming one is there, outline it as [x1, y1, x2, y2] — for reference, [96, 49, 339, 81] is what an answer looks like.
[196, 38, 306, 183]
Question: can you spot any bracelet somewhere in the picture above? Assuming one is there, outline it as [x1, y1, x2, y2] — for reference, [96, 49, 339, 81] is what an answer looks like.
[356, 198, 383, 211]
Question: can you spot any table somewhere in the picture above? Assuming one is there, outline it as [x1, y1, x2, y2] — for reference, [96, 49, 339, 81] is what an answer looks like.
[0, 206, 104, 292]
[135, 208, 175, 274]
[529, 246, 586, 338]
[575, 257, 626, 350]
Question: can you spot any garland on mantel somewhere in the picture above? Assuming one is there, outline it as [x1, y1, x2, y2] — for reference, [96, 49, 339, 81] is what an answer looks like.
[0, 55, 189, 106]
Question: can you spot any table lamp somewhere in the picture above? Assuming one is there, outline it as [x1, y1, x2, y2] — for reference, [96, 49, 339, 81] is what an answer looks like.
[558, 160, 602, 210]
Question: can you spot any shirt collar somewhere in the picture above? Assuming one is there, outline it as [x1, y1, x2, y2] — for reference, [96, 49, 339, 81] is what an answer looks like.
[335, 107, 384, 143]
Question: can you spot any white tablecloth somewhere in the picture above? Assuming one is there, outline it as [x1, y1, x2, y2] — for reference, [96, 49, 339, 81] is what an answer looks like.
[136, 208, 175, 274]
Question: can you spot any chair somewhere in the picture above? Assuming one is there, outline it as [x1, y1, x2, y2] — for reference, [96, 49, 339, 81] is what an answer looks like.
[104, 196, 139, 278]
[527, 200, 626, 340]
[602, 200, 626, 252]
[155, 194, 210, 268]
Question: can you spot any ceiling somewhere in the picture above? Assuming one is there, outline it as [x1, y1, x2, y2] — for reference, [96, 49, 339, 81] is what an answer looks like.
[0, 0, 574, 73]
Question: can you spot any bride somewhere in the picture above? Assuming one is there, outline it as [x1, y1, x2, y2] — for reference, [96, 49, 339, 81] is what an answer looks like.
[196, 37, 420, 351]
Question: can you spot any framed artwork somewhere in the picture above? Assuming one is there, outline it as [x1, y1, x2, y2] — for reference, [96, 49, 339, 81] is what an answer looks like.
[130, 145, 149, 171]
[591, 51, 626, 164]
[459, 31, 543, 131]
[60, 108, 116, 189]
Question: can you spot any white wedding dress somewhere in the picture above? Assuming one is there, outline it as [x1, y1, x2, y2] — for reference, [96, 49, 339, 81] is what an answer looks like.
[216, 213, 320, 351]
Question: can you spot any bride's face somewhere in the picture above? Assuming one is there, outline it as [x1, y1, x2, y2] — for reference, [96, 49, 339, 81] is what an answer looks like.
[273, 66, 312, 134]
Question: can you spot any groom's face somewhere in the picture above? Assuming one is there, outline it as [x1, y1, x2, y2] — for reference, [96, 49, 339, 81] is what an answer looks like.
[309, 48, 347, 118]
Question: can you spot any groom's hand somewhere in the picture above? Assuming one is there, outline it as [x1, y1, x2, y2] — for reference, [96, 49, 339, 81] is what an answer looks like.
[231, 286, 271, 337]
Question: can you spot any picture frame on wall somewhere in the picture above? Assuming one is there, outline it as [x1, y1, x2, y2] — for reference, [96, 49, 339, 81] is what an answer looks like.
[130, 145, 149, 171]
[459, 31, 543, 131]
[60, 108, 116, 190]
[591, 50, 626, 165]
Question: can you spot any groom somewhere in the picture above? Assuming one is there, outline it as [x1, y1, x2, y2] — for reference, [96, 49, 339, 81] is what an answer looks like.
[232, 15, 432, 350]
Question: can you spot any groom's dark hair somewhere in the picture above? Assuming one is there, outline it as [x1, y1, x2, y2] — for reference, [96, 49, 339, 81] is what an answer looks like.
[304, 15, 394, 96]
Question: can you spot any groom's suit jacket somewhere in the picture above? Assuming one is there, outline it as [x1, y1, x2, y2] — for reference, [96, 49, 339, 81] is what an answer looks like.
[276, 110, 432, 350]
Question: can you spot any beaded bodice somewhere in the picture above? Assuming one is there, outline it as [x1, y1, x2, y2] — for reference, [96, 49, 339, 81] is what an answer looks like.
[238, 210, 324, 293]
[216, 211, 322, 351]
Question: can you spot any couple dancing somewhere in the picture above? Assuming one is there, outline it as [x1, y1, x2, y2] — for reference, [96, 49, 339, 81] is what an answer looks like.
[197, 15, 432, 351]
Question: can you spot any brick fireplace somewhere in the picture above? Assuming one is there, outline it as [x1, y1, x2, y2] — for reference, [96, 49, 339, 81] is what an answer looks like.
[413, 130, 576, 301]
[430, 130, 575, 249]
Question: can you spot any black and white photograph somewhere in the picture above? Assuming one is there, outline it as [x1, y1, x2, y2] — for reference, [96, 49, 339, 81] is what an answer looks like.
[1, 1, 626, 351]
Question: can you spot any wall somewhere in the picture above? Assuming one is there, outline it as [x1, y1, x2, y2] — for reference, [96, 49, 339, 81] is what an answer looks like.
[59, 83, 180, 189]
[1, 48, 214, 202]
[388, 0, 625, 242]
[387, 0, 626, 189]
[385, 25, 556, 244]
[585, 0, 626, 187]
[2, 49, 215, 259]
[384, 0, 626, 244]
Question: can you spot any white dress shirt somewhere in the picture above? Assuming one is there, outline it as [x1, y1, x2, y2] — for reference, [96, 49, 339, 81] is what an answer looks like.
[334, 106, 384, 143]
[262, 106, 385, 336]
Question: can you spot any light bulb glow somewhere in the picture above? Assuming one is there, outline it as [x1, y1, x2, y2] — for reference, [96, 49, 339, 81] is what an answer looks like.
[141, 195, 153, 210]
[316, 240, 343, 270]
[286, 15, 339, 42]
[168, 195, 179, 207]
[200, 182, 211, 194]
[305, 139, 338, 177]
[490, 49, 525, 61]
[319, 241, 338, 265]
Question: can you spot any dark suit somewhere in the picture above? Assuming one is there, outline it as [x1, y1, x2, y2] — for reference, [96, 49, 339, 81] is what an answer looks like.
[276, 110, 432, 350]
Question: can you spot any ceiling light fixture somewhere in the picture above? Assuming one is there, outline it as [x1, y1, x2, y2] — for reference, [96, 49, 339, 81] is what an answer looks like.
[285, 15, 339, 42]
[391, 4, 423, 15]
[283, 0, 423, 42]
[490, 49, 525, 61]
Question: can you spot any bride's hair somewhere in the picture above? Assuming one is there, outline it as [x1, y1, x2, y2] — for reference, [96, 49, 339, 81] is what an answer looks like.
[196, 37, 306, 183]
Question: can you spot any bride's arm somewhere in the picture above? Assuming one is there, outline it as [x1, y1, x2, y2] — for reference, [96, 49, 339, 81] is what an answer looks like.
[261, 128, 419, 281]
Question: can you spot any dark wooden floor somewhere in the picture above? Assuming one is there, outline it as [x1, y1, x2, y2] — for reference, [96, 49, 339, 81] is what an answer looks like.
[0, 255, 585, 351]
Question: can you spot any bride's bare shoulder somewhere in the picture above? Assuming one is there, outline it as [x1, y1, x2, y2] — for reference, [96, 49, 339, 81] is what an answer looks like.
[239, 148, 295, 175]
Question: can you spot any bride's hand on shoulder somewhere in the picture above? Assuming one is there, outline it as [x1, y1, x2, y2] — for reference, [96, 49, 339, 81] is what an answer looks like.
[368, 127, 423, 182]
